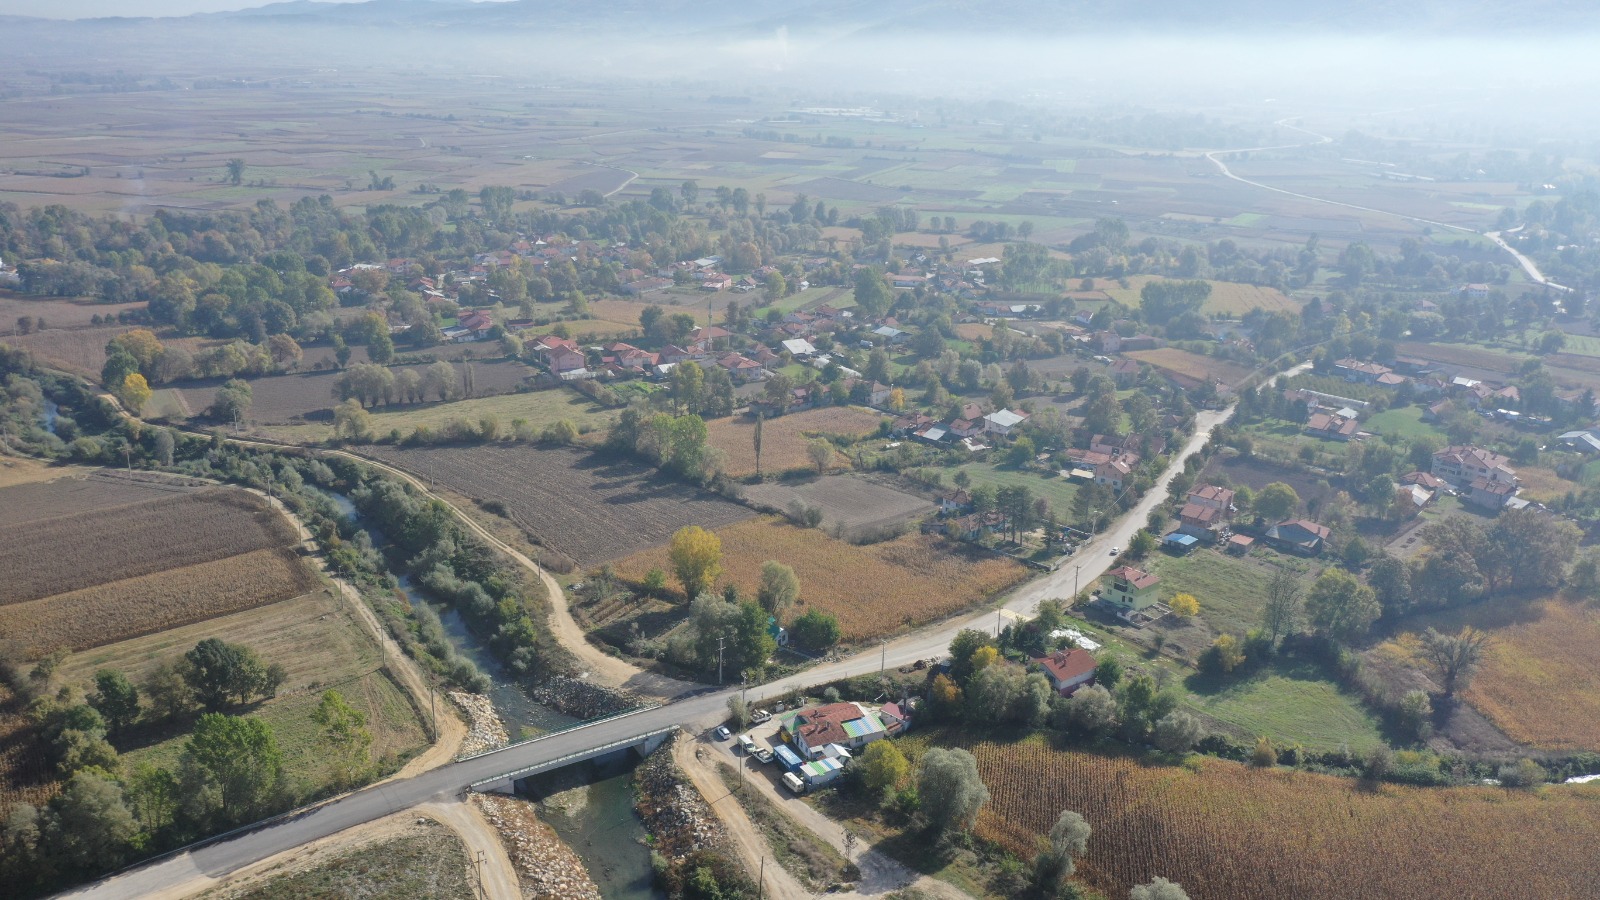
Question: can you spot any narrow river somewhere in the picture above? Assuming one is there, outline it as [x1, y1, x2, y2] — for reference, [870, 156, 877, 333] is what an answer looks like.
[324, 490, 663, 900]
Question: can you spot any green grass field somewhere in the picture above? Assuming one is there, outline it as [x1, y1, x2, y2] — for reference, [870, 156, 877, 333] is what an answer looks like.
[1146, 550, 1315, 638]
[1363, 406, 1445, 441]
[258, 388, 615, 443]
[1182, 662, 1386, 753]
[955, 462, 1079, 515]
[69, 590, 432, 798]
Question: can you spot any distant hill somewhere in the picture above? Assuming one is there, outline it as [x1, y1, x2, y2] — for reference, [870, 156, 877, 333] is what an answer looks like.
[26, 0, 1600, 35]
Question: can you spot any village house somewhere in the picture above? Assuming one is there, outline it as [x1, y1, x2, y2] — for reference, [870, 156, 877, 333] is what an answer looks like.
[780, 702, 890, 760]
[1431, 445, 1517, 487]
[945, 510, 1007, 541]
[1305, 411, 1361, 441]
[1465, 478, 1521, 511]
[529, 335, 587, 375]
[715, 352, 768, 384]
[983, 408, 1028, 437]
[1032, 648, 1099, 696]
[1265, 518, 1331, 555]
[1094, 457, 1136, 492]
[938, 488, 973, 514]
[1334, 358, 1394, 384]
[1101, 565, 1162, 614]
[1109, 358, 1141, 387]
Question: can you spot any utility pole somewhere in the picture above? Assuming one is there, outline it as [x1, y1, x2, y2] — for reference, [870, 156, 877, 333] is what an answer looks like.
[718, 635, 726, 685]
[758, 856, 765, 898]
[473, 849, 486, 900]
[1074, 564, 1082, 602]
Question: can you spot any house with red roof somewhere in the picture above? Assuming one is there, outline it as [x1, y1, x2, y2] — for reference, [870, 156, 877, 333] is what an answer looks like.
[1102, 565, 1161, 613]
[1033, 648, 1099, 696]
[779, 702, 889, 760]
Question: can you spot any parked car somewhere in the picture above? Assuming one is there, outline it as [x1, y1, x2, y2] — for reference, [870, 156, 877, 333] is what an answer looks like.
[753, 747, 775, 764]
[739, 734, 757, 755]
[782, 772, 807, 794]
[714, 726, 731, 741]
[752, 709, 772, 724]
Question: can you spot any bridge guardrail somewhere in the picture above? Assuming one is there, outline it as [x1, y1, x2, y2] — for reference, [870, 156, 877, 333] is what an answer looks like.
[453, 702, 662, 763]
[468, 724, 679, 791]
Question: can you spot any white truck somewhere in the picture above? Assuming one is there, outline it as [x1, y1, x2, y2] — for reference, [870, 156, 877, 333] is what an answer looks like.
[782, 772, 807, 794]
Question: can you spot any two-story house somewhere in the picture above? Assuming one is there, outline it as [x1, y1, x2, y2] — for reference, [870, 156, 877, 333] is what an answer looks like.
[1102, 565, 1162, 613]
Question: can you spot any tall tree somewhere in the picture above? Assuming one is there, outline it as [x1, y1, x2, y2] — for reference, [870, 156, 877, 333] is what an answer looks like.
[312, 690, 372, 786]
[669, 526, 723, 600]
[756, 561, 799, 621]
[752, 412, 764, 477]
[89, 670, 140, 736]
[225, 158, 246, 186]
[917, 748, 990, 834]
[1305, 568, 1380, 642]
[182, 714, 285, 822]
[1261, 568, 1303, 645]
[1420, 627, 1490, 697]
[1032, 810, 1092, 894]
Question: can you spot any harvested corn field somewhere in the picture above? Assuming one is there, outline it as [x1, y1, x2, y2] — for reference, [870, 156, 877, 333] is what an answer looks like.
[614, 516, 1027, 641]
[0, 548, 321, 657]
[0, 487, 301, 606]
[706, 406, 886, 477]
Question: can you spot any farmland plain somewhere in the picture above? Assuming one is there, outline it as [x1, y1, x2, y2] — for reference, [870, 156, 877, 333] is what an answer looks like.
[613, 515, 1027, 642]
[360, 443, 756, 567]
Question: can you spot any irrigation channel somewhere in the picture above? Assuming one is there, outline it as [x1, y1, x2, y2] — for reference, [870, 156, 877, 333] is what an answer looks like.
[325, 490, 663, 900]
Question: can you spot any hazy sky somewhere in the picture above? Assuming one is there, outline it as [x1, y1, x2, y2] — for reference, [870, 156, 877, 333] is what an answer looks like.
[0, 0, 504, 18]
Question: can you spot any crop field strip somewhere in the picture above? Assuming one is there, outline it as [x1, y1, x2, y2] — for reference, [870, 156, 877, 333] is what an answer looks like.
[360, 443, 756, 568]
[0, 488, 301, 606]
[901, 731, 1600, 900]
[0, 548, 321, 657]
[705, 406, 886, 478]
[0, 471, 196, 527]
[614, 516, 1027, 642]
[740, 475, 933, 535]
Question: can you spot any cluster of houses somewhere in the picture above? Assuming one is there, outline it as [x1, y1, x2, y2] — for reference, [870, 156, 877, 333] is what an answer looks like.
[1428, 444, 1527, 511]
[769, 700, 910, 791]
[891, 400, 1027, 453]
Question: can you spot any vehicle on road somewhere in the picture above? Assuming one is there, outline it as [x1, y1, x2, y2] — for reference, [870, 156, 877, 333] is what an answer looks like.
[714, 726, 731, 741]
[1110, 546, 1120, 555]
[739, 734, 757, 755]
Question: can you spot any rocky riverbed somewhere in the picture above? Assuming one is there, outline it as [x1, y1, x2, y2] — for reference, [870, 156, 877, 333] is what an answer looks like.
[449, 691, 508, 756]
[473, 794, 602, 900]
[634, 736, 730, 864]
[531, 674, 641, 720]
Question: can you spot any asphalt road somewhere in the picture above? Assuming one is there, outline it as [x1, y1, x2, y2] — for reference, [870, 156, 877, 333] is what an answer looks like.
[65, 362, 1306, 898]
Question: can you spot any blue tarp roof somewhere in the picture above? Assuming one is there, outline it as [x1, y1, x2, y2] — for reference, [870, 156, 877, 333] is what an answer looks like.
[1164, 533, 1199, 546]
[774, 745, 804, 771]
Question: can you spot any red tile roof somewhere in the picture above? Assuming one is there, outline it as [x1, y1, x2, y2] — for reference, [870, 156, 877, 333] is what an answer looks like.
[1107, 565, 1159, 590]
[1034, 648, 1097, 685]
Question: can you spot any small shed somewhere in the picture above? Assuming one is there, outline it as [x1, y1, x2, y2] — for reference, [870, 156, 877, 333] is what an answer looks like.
[799, 757, 846, 786]
[1227, 534, 1255, 556]
[1163, 532, 1199, 555]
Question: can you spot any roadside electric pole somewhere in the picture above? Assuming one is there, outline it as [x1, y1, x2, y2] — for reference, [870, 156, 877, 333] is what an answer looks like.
[717, 636, 726, 684]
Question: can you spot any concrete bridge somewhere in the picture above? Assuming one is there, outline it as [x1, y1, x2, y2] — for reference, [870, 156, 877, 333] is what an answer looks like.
[470, 723, 677, 794]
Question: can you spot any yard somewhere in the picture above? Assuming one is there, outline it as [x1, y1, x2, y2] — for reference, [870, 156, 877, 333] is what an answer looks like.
[954, 461, 1080, 517]
[1181, 662, 1386, 753]
[1363, 406, 1445, 441]
[1144, 548, 1316, 639]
